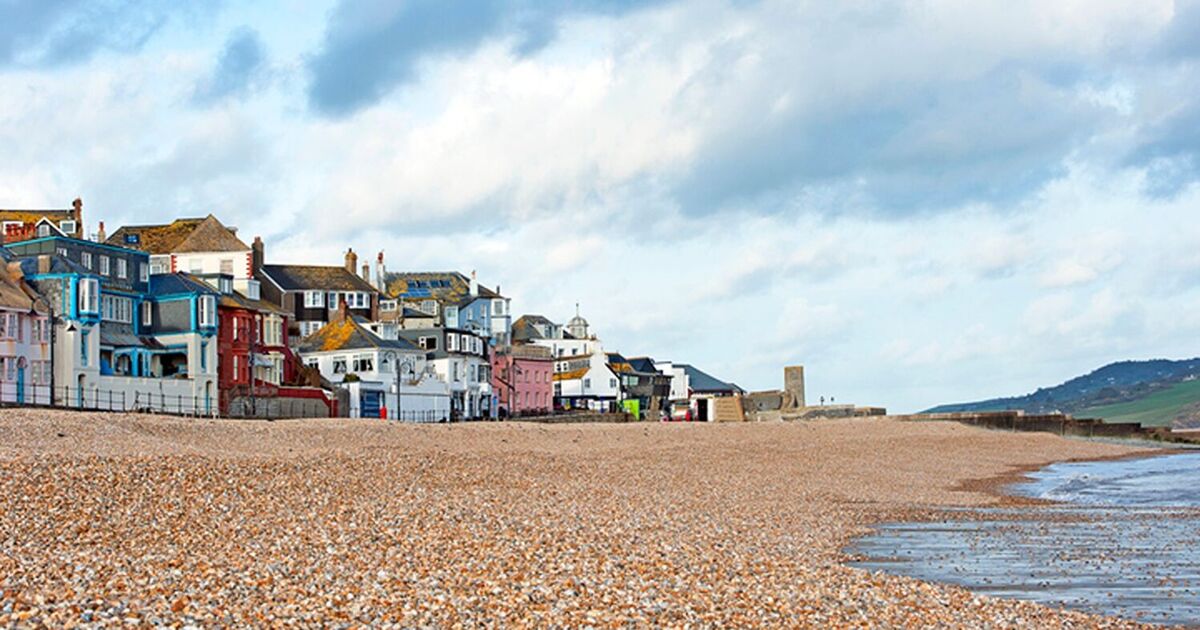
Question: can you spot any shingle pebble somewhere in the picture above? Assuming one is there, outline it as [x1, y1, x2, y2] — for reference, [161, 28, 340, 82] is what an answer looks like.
[0, 410, 1168, 627]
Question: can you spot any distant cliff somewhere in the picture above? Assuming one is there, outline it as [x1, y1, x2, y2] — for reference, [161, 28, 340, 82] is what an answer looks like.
[926, 358, 1200, 415]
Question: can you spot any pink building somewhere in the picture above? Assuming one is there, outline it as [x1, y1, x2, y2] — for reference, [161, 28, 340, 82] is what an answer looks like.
[492, 344, 553, 417]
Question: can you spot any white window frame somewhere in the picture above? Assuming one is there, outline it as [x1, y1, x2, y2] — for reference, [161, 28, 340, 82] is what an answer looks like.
[117, 258, 127, 279]
[139, 263, 150, 283]
[99, 256, 110, 276]
[141, 302, 152, 327]
[305, 291, 325, 308]
[198, 295, 216, 327]
[81, 252, 93, 269]
[352, 354, 374, 373]
[59, 220, 77, 234]
[332, 357, 348, 374]
[79, 278, 100, 315]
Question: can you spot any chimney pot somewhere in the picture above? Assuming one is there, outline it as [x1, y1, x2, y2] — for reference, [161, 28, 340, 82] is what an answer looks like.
[251, 236, 265, 277]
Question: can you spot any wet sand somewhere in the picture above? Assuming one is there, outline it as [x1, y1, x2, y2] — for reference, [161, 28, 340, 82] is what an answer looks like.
[0, 410, 1167, 627]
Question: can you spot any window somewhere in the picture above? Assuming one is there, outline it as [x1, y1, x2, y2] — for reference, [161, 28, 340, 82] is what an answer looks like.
[447, 334, 459, 352]
[493, 300, 505, 316]
[99, 256, 110, 276]
[150, 259, 169, 275]
[116, 258, 127, 279]
[352, 354, 374, 372]
[304, 291, 324, 308]
[39, 224, 52, 238]
[189, 259, 203, 274]
[305, 357, 319, 370]
[82, 252, 93, 269]
[2, 356, 14, 382]
[138, 263, 149, 283]
[220, 259, 234, 275]
[200, 342, 208, 372]
[381, 300, 397, 312]
[198, 295, 216, 327]
[332, 357, 348, 374]
[233, 356, 241, 382]
[59, 220, 76, 234]
[610, 378, 618, 389]
[56, 246, 67, 257]
[420, 300, 438, 315]
[101, 296, 132, 323]
[584, 378, 591, 388]
[141, 302, 153, 327]
[80, 331, 89, 367]
[79, 279, 99, 314]
[419, 336, 438, 351]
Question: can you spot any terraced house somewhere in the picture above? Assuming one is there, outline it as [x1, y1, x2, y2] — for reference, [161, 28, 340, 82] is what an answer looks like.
[0, 198, 86, 244]
[384, 271, 511, 347]
[257, 246, 380, 342]
[299, 302, 448, 420]
[0, 253, 53, 404]
[6, 235, 218, 413]
[397, 326, 492, 420]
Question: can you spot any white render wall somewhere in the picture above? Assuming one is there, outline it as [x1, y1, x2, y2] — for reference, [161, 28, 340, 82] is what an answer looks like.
[169, 251, 253, 279]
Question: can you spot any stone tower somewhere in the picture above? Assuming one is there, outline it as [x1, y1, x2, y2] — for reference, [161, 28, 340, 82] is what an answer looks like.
[784, 365, 806, 409]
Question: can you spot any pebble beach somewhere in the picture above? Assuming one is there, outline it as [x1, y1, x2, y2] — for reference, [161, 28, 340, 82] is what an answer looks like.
[0, 410, 1170, 627]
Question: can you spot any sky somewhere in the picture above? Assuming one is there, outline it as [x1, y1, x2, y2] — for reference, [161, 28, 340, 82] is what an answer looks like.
[1, 0, 1199, 412]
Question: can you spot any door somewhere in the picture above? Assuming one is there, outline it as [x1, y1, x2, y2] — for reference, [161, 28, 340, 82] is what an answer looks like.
[360, 391, 382, 418]
[15, 365, 25, 404]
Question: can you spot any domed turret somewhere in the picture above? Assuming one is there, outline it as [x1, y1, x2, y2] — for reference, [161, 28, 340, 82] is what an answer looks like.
[566, 303, 589, 339]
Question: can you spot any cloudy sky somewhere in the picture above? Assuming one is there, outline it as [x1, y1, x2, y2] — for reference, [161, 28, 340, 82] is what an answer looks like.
[2, 0, 1198, 412]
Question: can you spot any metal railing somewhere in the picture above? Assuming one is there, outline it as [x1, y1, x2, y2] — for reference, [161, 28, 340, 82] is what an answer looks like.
[0, 382, 216, 417]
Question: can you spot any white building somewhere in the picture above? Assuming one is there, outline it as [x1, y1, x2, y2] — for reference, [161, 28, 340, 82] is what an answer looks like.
[552, 348, 621, 411]
[298, 305, 449, 421]
[397, 327, 492, 420]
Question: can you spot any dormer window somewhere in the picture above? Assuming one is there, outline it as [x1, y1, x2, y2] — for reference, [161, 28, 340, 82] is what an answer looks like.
[220, 277, 233, 294]
[59, 220, 76, 234]
[38, 224, 51, 238]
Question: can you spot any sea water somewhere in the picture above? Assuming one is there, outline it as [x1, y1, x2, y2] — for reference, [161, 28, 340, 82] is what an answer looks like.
[850, 453, 1200, 626]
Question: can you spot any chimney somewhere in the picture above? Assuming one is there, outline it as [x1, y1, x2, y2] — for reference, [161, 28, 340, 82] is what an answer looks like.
[96, 221, 106, 243]
[71, 198, 83, 237]
[345, 248, 358, 274]
[361, 263, 370, 282]
[470, 270, 478, 296]
[251, 236, 265, 276]
[374, 251, 385, 290]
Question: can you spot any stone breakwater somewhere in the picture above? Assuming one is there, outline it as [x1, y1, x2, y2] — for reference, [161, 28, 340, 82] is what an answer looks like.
[0, 410, 1166, 627]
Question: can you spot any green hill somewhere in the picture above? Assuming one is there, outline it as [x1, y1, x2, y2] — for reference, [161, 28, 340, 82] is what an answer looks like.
[1078, 378, 1200, 427]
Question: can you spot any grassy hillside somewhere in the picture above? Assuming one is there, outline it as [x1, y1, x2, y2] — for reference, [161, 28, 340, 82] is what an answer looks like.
[1078, 378, 1200, 427]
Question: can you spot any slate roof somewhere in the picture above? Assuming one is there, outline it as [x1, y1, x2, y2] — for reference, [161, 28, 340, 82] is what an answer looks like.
[259, 264, 378, 293]
[384, 271, 503, 302]
[512, 317, 545, 342]
[298, 310, 418, 354]
[606, 352, 635, 374]
[149, 273, 219, 297]
[626, 357, 662, 375]
[680, 364, 743, 395]
[106, 215, 248, 254]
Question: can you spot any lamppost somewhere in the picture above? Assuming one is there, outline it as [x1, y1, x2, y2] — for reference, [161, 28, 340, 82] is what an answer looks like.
[28, 296, 73, 406]
[386, 351, 415, 421]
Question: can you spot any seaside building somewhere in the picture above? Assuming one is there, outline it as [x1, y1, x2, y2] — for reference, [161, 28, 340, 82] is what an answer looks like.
[492, 343, 553, 416]
[104, 215, 256, 294]
[0, 198, 86, 244]
[0, 253, 53, 404]
[298, 301, 449, 421]
[383, 271, 511, 348]
[256, 245, 380, 342]
[396, 326, 492, 420]
[7, 235, 219, 413]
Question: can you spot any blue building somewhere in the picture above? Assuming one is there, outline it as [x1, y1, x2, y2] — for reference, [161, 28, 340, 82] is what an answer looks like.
[6, 235, 219, 413]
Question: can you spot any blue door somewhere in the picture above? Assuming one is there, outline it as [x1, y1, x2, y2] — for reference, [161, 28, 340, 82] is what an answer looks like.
[15, 367, 24, 404]
[360, 391, 382, 418]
